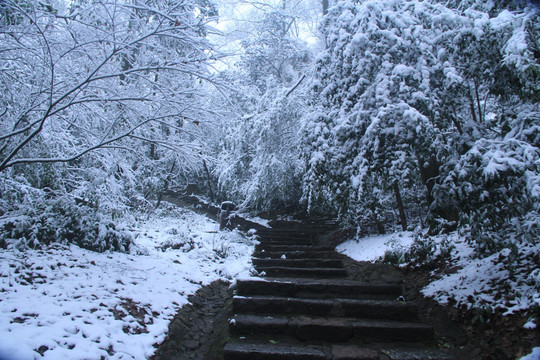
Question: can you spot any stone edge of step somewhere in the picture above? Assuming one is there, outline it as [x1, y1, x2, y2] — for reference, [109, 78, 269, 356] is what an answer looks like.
[224, 341, 457, 360]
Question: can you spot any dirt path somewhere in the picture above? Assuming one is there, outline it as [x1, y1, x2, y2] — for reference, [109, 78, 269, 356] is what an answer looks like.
[151, 280, 232, 360]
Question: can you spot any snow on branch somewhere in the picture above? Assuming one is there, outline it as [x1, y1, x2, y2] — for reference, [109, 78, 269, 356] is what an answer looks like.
[0, 0, 220, 172]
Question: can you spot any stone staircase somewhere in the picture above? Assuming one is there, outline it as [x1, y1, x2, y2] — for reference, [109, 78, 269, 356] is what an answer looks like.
[223, 225, 455, 360]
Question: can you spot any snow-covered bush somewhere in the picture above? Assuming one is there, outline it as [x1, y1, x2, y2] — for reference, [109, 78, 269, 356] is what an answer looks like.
[434, 139, 540, 253]
[418, 233, 540, 321]
[0, 188, 132, 252]
[401, 230, 456, 269]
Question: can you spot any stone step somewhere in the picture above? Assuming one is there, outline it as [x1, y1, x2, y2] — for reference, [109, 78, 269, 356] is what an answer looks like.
[224, 342, 457, 360]
[256, 244, 334, 252]
[258, 238, 315, 245]
[230, 314, 434, 343]
[252, 258, 343, 268]
[236, 278, 402, 300]
[253, 251, 340, 259]
[257, 235, 314, 241]
[256, 266, 347, 278]
[223, 342, 326, 360]
[223, 224, 457, 360]
[256, 229, 314, 235]
[375, 347, 458, 360]
[258, 233, 314, 238]
[223, 342, 457, 360]
[232, 296, 418, 321]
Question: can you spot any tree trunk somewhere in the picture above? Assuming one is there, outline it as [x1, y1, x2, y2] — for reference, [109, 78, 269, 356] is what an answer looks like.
[156, 159, 176, 209]
[203, 159, 215, 201]
[150, 143, 156, 160]
[322, 0, 329, 15]
[416, 154, 439, 205]
[155, 192, 163, 209]
[372, 209, 385, 235]
[393, 181, 407, 231]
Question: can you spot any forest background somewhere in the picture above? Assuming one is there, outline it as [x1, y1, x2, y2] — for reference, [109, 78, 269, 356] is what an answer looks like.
[2, 0, 538, 251]
[0, 0, 538, 299]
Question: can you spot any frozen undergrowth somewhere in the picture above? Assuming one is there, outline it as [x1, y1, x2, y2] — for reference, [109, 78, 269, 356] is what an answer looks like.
[0, 206, 256, 360]
[419, 233, 540, 318]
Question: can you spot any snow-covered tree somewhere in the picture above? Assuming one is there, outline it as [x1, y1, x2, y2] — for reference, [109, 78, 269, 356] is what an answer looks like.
[303, 0, 539, 242]
[0, 0, 218, 170]
[213, 2, 314, 212]
[0, 0, 221, 250]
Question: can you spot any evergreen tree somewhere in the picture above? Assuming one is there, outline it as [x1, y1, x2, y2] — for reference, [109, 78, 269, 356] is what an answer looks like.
[303, 0, 539, 243]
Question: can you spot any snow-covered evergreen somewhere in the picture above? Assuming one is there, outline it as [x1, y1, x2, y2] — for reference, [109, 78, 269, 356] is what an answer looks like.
[303, 0, 539, 244]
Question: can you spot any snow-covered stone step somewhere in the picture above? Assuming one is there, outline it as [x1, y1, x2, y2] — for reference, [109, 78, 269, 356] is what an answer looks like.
[230, 314, 434, 342]
[224, 342, 457, 360]
[232, 295, 418, 320]
[253, 250, 340, 259]
[252, 258, 343, 268]
[256, 266, 347, 278]
[255, 244, 334, 252]
[236, 278, 402, 300]
[223, 342, 326, 360]
[258, 238, 315, 245]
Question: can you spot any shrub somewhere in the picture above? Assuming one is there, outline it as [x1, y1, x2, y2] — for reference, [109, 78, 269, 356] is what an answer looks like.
[433, 139, 540, 254]
[0, 194, 132, 252]
[404, 231, 455, 269]
[381, 249, 406, 266]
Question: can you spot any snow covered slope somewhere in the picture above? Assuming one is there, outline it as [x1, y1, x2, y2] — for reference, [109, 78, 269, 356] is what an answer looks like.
[336, 231, 414, 262]
[0, 207, 255, 360]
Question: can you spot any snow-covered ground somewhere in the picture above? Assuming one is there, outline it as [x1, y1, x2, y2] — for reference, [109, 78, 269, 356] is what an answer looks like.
[338, 230, 539, 316]
[338, 230, 539, 359]
[336, 231, 414, 262]
[420, 234, 540, 316]
[0, 207, 256, 360]
[520, 348, 540, 360]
